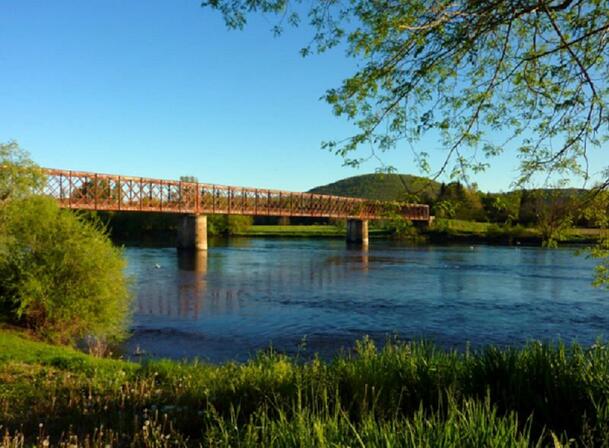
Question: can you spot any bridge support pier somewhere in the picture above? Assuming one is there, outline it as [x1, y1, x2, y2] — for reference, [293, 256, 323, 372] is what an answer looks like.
[177, 214, 207, 251]
[346, 219, 369, 246]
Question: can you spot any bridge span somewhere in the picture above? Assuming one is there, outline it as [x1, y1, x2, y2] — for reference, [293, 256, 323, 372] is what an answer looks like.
[42, 168, 431, 249]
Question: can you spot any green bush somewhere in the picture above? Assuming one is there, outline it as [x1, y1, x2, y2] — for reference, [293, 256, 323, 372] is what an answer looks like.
[382, 217, 420, 239]
[0, 142, 132, 344]
[329, 218, 347, 231]
[0, 141, 45, 202]
[0, 196, 131, 343]
[208, 214, 253, 236]
[0, 196, 131, 344]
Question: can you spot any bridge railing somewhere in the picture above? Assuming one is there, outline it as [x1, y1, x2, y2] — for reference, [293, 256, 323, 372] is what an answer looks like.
[41, 168, 430, 221]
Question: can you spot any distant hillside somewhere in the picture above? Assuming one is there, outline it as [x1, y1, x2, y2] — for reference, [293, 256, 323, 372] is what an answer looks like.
[308, 173, 441, 202]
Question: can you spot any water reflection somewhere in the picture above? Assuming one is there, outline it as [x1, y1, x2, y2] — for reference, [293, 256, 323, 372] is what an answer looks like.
[134, 244, 372, 321]
[345, 244, 369, 271]
[126, 241, 609, 362]
[177, 249, 208, 272]
[136, 250, 208, 319]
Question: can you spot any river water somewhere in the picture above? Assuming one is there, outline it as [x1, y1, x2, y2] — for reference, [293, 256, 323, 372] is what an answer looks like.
[123, 238, 608, 362]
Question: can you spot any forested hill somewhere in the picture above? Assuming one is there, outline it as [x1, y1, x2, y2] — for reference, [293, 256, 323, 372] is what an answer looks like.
[307, 175, 600, 226]
[308, 174, 441, 202]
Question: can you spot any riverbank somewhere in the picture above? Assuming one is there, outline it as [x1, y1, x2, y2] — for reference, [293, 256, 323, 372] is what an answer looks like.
[3, 328, 609, 446]
[235, 220, 601, 245]
[236, 224, 391, 238]
[100, 215, 601, 247]
[427, 219, 602, 245]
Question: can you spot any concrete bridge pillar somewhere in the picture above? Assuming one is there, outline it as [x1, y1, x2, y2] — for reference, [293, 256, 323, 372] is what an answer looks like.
[177, 214, 207, 251]
[346, 219, 369, 246]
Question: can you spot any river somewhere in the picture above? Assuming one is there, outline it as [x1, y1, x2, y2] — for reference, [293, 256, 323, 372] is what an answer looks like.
[122, 238, 608, 362]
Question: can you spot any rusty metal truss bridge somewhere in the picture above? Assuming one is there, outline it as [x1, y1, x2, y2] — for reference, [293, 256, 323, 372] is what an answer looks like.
[41, 168, 430, 221]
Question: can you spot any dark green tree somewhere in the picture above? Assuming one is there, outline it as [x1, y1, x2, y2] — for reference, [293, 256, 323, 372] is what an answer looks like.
[433, 181, 485, 220]
[481, 192, 522, 224]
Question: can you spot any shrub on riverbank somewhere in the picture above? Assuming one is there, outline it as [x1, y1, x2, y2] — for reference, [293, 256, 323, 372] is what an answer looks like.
[3, 330, 609, 446]
[0, 142, 132, 344]
[208, 214, 253, 236]
[0, 197, 131, 344]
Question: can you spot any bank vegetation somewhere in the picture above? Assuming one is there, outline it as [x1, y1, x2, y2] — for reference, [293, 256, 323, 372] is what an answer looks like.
[4, 329, 609, 446]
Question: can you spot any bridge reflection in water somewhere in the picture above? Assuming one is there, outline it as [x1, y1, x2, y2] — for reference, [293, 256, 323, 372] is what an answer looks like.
[133, 245, 370, 320]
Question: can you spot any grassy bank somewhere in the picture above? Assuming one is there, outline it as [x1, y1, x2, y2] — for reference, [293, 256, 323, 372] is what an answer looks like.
[236, 222, 600, 245]
[428, 219, 601, 245]
[3, 329, 609, 446]
[236, 225, 391, 238]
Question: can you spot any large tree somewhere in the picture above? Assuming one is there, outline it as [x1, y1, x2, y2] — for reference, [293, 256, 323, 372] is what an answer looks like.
[203, 0, 608, 188]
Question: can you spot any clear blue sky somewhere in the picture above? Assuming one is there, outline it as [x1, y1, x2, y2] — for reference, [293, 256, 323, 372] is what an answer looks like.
[1, 0, 606, 192]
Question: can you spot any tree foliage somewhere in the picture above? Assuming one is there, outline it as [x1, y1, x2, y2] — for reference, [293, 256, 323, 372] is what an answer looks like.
[0, 141, 45, 202]
[0, 143, 131, 343]
[208, 214, 254, 236]
[205, 0, 609, 285]
[433, 182, 486, 220]
[581, 189, 609, 288]
[204, 0, 609, 186]
[533, 190, 577, 247]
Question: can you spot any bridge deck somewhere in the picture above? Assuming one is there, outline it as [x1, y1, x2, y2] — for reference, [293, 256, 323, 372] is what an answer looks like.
[42, 168, 430, 221]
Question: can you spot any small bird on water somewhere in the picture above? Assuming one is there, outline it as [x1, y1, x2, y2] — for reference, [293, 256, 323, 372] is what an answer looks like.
[154, 263, 161, 269]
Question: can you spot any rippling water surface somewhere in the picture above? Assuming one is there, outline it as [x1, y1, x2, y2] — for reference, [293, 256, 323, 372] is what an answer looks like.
[123, 239, 608, 362]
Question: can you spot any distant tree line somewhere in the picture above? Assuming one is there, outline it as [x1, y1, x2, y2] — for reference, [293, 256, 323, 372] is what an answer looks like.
[429, 181, 608, 230]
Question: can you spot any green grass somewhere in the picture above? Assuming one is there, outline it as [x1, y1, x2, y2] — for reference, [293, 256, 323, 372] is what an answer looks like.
[441, 218, 495, 234]
[568, 227, 603, 240]
[0, 328, 136, 377]
[430, 219, 600, 244]
[238, 225, 345, 237]
[235, 222, 600, 245]
[237, 225, 390, 238]
[433, 219, 536, 237]
[3, 329, 609, 446]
